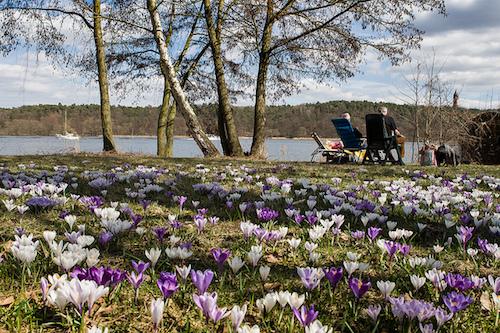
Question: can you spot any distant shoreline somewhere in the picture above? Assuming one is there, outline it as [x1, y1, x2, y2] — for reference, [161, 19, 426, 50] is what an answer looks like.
[0, 135, 318, 140]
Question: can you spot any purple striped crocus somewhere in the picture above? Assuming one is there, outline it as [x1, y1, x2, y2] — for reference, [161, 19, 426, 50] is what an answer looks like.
[349, 277, 371, 299]
[211, 248, 231, 272]
[292, 304, 318, 327]
[157, 272, 179, 299]
[191, 269, 214, 294]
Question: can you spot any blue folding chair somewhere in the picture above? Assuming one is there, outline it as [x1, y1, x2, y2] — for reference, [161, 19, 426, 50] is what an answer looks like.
[331, 118, 366, 162]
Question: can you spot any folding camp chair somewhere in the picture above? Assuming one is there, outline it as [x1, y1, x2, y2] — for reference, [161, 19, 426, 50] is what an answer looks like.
[362, 114, 403, 165]
[331, 118, 366, 163]
[310, 132, 345, 163]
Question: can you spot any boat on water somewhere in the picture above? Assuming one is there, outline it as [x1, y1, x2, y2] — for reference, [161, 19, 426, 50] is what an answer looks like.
[56, 109, 80, 140]
[56, 132, 80, 140]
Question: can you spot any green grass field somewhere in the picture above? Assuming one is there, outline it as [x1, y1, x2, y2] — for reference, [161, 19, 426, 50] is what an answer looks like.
[0, 154, 498, 332]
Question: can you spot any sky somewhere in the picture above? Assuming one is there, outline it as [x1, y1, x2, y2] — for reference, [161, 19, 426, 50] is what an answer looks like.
[1, 0, 499, 109]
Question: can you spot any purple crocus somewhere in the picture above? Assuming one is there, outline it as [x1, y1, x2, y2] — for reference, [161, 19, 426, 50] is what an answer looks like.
[139, 199, 151, 211]
[256, 207, 279, 222]
[211, 248, 231, 272]
[157, 272, 179, 299]
[384, 241, 399, 259]
[191, 269, 214, 294]
[128, 271, 144, 289]
[349, 277, 371, 299]
[367, 227, 382, 242]
[131, 260, 150, 275]
[72, 266, 126, 288]
[442, 291, 473, 313]
[292, 304, 319, 327]
[153, 227, 168, 243]
[128, 271, 144, 303]
[130, 213, 143, 227]
[351, 230, 365, 240]
[398, 244, 411, 256]
[98, 231, 113, 247]
[193, 292, 228, 323]
[458, 226, 474, 250]
[323, 267, 343, 290]
[294, 214, 305, 225]
[178, 196, 187, 210]
[444, 273, 474, 292]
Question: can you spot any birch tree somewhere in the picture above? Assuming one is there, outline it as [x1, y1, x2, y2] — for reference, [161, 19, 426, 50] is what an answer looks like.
[0, 0, 118, 151]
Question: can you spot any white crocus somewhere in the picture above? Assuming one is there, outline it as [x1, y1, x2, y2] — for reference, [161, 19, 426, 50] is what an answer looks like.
[410, 275, 426, 291]
[288, 292, 305, 309]
[64, 215, 77, 230]
[175, 265, 192, 281]
[287, 238, 301, 249]
[237, 324, 260, 333]
[145, 247, 162, 268]
[43, 230, 57, 245]
[150, 298, 165, 331]
[231, 304, 247, 330]
[376, 280, 396, 299]
[259, 266, 271, 281]
[229, 256, 245, 274]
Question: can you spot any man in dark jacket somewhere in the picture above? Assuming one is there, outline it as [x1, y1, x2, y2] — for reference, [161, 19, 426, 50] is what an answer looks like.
[379, 106, 405, 158]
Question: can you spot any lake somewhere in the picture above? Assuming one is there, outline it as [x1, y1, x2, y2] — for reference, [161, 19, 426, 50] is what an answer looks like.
[0, 136, 420, 163]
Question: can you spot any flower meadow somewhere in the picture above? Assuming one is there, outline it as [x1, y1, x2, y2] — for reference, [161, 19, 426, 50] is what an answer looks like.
[0, 156, 499, 333]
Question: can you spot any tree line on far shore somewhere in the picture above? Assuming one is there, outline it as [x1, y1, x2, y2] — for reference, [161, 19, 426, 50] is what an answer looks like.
[0, 101, 491, 142]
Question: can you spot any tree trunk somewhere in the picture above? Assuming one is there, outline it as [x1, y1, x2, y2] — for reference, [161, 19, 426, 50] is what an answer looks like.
[157, 78, 170, 157]
[203, 0, 243, 156]
[147, 0, 219, 158]
[93, 0, 116, 152]
[250, 54, 270, 158]
[250, 4, 273, 158]
[165, 102, 176, 157]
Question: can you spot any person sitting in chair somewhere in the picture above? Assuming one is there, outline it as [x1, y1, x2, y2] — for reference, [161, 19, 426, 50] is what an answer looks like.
[378, 106, 405, 158]
[340, 113, 363, 138]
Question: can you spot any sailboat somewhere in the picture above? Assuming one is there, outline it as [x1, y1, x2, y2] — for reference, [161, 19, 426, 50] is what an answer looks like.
[56, 109, 80, 140]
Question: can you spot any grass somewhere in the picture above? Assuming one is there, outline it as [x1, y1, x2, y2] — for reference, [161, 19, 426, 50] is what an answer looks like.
[0, 153, 499, 332]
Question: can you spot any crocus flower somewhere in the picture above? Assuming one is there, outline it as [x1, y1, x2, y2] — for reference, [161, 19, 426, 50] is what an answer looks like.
[193, 292, 229, 323]
[150, 298, 165, 332]
[442, 291, 473, 313]
[157, 272, 179, 299]
[377, 280, 396, 299]
[131, 260, 150, 275]
[457, 226, 474, 250]
[153, 227, 168, 243]
[488, 275, 500, 294]
[384, 241, 399, 259]
[256, 207, 279, 222]
[444, 273, 474, 292]
[178, 196, 187, 210]
[41, 277, 49, 302]
[191, 269, 214, 294]
[297, 267, 324, 291]
[211, 248, 231, 272]
[323, 267, 343, 290]
[127, 271, 144, 290]
[145, 248, 162, 268]
[365, 304, 382, 323]
[367, 227, 382, 242]
[292, 304, 318, 327]
[98, 231, 113, 247]
[231, 304, 247, 330]
[349, 278, 371, 299]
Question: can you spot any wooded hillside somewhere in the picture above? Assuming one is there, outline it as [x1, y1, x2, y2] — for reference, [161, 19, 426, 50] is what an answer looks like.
[0, 101, 491, 138]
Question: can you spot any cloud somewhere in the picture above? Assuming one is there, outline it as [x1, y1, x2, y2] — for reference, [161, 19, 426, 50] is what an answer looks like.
[0, 0, 498, 110]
